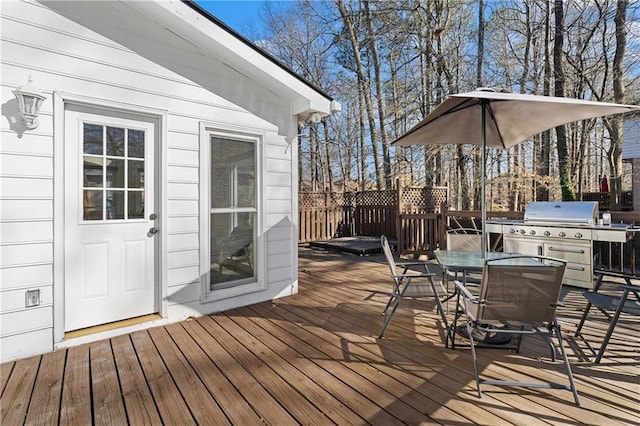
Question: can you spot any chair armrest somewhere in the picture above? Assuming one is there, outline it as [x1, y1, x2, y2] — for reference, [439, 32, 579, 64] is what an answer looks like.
[396, 261, 425, 266]
[454, 280, 478, 301]
[391, 272, 436, 280]
[396, 261, 431, 274]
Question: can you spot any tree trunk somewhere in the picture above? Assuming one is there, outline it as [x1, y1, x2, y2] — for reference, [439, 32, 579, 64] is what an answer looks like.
[554, 0, 575, 201]
[363, 1, 392, 188]
[336, 0, 384, 190]
[607, 0, 627, 210]
[537, 0, 552, 201]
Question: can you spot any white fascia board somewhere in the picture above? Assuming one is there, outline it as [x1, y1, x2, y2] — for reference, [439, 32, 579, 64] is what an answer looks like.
[131, 1, 334, 116]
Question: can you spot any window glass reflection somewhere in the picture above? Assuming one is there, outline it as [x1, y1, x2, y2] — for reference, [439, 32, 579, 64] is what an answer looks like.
[128, 191, 144, 219]
[83, 156, 103, 187]
[106, 127, 125, 156]
[210, 212, 255, 286]
[128, 160, 145, 188]
[128, 129, 145, 158]
[83, 190, 103, 220]
[83, 123, 103, 155]
[106, 191, 125, 219]
[210, 138, 255, 209]
[106, 158, 125, 188]
[82, 122, 146, 221]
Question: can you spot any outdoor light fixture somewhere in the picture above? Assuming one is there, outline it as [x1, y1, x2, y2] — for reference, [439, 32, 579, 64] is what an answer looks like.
[13, 76, 46, 130]
[297, 112, 323, 130]
[308, 112, 322, 124]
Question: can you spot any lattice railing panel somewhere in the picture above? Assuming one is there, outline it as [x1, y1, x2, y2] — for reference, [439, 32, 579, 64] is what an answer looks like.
[400, 187, 448, 214]
[355, 190, 396, 206]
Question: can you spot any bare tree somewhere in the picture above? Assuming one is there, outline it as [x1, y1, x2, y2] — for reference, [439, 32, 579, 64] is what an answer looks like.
[554, 0, 575, 200]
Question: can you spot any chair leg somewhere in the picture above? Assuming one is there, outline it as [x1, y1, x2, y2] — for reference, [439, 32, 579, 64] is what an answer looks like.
[577, 273, 605, 338]
[379, 293, 400, 338]
[427, 275, 449, 335]
[447, 291, 463, 349]
[574, 300, 592, 337]
[555, 322, 580, 406]
[381, 289, 396, 317]
[379, 278, 411, 338]
[467, 320, 482, 398]
[594, 289, 629, 364]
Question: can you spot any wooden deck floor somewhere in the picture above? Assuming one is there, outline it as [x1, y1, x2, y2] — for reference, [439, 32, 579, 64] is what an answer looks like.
[2, 247, 639, 425]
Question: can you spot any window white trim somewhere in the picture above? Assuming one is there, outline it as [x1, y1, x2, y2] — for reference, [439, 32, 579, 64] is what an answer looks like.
[199, 122, 265, 302]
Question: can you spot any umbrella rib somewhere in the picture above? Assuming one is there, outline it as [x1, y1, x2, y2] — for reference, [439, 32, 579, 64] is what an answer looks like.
[485, 101, 508, 149]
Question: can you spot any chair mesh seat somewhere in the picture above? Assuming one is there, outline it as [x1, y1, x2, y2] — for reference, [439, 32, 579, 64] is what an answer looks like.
[583, 291, 640, 315]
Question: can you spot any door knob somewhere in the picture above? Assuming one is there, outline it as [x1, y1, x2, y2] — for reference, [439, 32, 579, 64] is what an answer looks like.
[148, 227, 158, 235]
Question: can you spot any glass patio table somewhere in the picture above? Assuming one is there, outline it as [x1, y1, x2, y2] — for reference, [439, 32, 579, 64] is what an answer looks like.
[433, 250, 542, 348]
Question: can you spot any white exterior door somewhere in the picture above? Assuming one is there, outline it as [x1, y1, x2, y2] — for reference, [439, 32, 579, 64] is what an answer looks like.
[64, 108, 157, 331]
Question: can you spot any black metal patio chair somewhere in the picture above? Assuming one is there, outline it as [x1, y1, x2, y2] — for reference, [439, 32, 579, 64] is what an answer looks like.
[575, 270, 640, 364]
[454, 255, 580, 405]
[378, 235, 449, 338]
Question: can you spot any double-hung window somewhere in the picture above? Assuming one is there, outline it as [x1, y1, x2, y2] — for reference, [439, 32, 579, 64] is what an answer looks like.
[208, 134, 258, 292]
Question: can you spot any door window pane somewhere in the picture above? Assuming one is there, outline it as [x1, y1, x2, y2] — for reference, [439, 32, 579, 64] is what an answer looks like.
[128, 129, 145, 158]
[83, 190, 103, 220]
[106, 158, 125, 188]
[84, 156, 103, 187]
[128, 160, 145, 188]
[128, 191, 144, 219]
[81, 123, 146, 221]
[83, 123, 103, 155]
[106, 126, 125, 156]
[106, 191, 125, 219]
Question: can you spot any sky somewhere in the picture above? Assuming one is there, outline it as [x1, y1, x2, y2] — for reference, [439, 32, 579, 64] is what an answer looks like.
[195, 1, 292, 36]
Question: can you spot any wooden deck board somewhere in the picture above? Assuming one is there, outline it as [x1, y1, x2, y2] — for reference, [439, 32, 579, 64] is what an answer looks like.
[24, 349, 65, 425]
[129, 330, 195, 425]
[162, 322, 265, 425]
[146, 326, 231, 425]
[0, 361, 14, 397]
[0, 356, 39, 425]
[59, 345, 91, 426]
[1, 248, 639, 425]
[110, 334, 163, 425]
[187, 316, 299, 425]
[282, 271, 578, 425]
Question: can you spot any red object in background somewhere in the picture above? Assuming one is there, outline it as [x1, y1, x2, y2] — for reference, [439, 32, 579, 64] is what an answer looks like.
[600, 176, 609, 192]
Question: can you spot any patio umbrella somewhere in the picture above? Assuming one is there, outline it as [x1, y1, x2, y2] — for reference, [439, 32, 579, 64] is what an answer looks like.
[392, 88, 640, 256]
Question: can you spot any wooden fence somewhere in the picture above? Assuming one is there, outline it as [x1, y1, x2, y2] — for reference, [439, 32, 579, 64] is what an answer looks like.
[298, 185, 639, 273]
[298, 182, 448, 244]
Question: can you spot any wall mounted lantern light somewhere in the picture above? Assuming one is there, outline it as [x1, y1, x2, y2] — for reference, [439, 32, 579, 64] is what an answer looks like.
[13, 76, 46, 130]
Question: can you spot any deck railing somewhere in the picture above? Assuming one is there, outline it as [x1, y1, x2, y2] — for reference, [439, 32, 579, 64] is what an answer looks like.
[298, 186, 639, 273]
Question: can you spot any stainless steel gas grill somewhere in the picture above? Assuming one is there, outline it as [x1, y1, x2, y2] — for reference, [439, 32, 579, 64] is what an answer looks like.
[486, 201, 636, 289]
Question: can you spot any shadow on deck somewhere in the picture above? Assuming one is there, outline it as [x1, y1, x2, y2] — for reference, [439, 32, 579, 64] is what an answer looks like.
[1, 247, 638, 425]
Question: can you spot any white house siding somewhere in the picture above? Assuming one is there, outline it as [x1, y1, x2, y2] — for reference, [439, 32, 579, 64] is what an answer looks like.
[623, 118, 640, 160]
[0, 1, 301, 362]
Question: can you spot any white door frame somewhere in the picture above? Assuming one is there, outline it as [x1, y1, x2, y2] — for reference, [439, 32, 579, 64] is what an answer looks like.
[53, 93, 168, 344]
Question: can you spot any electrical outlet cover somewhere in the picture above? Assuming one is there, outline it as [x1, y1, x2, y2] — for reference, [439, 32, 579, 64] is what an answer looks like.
[26, 289, 41, 307]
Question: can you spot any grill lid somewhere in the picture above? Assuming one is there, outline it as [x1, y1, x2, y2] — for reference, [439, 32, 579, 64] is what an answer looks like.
[523, 201, 599, 225]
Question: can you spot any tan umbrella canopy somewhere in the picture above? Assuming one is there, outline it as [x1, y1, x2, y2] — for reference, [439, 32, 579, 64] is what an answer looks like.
[392, 88, 640, 256]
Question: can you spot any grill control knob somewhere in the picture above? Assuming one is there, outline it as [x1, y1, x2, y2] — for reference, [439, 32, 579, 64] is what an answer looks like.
[520, 229, 526, 234]
[575, 233, 583, 239]
[544, 231, 551, 236]
[529, 230, 536, 235]
[559, 232, 566, 238]
[509, 228, 516, 234]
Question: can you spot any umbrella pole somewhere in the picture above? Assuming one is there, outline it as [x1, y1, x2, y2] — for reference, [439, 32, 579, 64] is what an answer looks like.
[481, 102, 487, 258]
